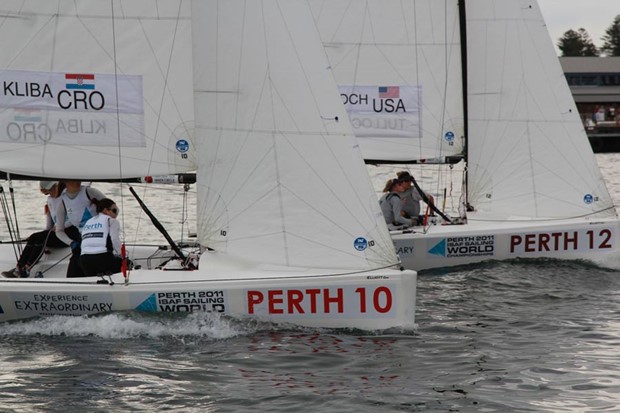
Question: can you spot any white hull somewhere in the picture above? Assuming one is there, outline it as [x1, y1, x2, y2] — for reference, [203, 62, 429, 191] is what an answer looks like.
[0, 245, 416, 330]
[393, 217, 620, 271]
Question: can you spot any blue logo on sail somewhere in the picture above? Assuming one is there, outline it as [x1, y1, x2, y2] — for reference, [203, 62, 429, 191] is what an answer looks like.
[444, 131, 455, 142]
[354, 237, 368, 251]
[136, 293, 158, 312]
[176, 139, 190, 153]
[583, 194, 594, 204]
[428, 239, 446, 257]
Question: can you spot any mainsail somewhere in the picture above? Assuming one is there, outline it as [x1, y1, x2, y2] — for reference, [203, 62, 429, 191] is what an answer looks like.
[310, 0, 465, 163]
[0, 1, 195, 180]
[192, 0, 399, 271]
[312, 0, 616, 222]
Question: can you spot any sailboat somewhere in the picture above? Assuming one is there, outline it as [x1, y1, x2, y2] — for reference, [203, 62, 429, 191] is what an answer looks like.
[310, 0, 620, 271]
[0, 0, 416, 329]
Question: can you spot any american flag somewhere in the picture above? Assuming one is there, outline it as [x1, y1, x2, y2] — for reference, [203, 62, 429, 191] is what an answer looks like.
[378, 86, 399, 99]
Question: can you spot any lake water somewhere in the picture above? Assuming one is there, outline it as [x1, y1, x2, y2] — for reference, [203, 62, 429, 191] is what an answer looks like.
[1, 155, 620, 412]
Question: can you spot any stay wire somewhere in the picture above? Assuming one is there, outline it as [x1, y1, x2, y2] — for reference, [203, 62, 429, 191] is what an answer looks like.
[7, 179, 22, 252]
[110, 1, 125, 233]
[0, 185, 20, 260]
[110, 1, 130, 282]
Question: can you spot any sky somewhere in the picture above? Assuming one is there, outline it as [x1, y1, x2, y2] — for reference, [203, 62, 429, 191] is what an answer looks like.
[538, 0, 619, 52]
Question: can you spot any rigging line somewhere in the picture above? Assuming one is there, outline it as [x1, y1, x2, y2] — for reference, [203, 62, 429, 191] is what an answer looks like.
[458, 0, 469, 207]
[29, 229, 53, 269]
[411, 177, 452, 223]
[408, 0, 424, 159]
[70, 11, 181, 148]
[142, 0, 185, 178]
[180, 183, 191, 243]
[36, 251, 72, 276]
[7, 179, 21, 253]
[0, 185, 19, 260]
[130, 1, 186, 249]
[129, 186, 190, 267]
[110, 0, 127, 248]
[434, 0, 452, 198]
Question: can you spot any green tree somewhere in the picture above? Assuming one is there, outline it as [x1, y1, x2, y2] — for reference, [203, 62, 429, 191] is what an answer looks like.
[601, 15, 620, 56]
[558, 28, 598, 56]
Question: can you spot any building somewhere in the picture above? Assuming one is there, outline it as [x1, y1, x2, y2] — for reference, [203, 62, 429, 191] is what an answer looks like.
[560, 57, 620, 153]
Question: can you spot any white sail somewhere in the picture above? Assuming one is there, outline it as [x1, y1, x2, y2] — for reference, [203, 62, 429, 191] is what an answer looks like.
[310, 0, 465, 163]
[466, 0, 616, 220]
[0, 1, 195, 179]
[192, 0, 399, 271]
[303, 0, 619, 272]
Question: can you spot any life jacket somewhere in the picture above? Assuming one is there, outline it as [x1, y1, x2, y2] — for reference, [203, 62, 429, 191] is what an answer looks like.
[81, 214, 113, 255]
[61, 186, 95, 229]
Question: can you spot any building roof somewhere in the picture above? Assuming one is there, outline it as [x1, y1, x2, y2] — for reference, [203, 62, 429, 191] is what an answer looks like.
[560, 57, 620, 73]
[559, 57, 620, 103]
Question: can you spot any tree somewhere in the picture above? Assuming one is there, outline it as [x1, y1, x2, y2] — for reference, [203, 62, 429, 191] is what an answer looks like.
[601, 15, 620, 56]
[558, 28, 598, 57]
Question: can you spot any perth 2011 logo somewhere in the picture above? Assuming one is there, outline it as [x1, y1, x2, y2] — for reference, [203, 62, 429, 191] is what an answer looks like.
[429, 235, 495, 258]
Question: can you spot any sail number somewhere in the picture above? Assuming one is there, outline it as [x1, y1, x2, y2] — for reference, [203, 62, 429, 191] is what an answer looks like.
[510, 228, 615, 253]
[355, 286, 392, 313]
[587, 229, 613, 249]
[247, 286, 394, 315]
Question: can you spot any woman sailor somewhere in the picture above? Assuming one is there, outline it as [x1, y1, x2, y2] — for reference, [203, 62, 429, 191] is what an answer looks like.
[79, 198, 124, 277]
[396, 171, 435, 226]
[54, 180, 106, 277]
[379, 178, 417, 230]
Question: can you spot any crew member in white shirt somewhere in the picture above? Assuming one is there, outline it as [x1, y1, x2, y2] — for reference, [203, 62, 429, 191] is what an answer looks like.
[79, 198, 124, 277]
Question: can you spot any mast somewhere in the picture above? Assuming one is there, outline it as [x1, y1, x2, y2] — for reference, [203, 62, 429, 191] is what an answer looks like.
[458, 0, 470, 209]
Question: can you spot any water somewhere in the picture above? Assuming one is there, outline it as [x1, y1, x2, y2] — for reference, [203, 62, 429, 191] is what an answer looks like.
[1, 155, 620, 412]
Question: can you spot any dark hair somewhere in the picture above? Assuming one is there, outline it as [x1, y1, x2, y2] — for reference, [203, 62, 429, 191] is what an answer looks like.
[383, 178, 404, 192]
[50, 181, 66, 198]
[383, 179, 395, 192]
[91, 198, 116, 213]
[397, 171, 414, 181]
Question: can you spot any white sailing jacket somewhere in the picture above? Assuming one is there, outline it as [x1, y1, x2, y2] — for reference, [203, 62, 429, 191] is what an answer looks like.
[81, 214, 121, 256]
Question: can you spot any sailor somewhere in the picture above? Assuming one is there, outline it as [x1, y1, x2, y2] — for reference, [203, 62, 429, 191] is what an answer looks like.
[2, 181, 67, 278]
[79, 198, 124, 277]
[54, 180, 106, 277]
[396, 171, 435, 225]
[379, 178, 417, 230]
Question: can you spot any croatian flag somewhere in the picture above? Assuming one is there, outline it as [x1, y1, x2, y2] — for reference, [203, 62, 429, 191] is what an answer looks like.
[65, 73, 95, 90]
[378, 86, 399, 99]
[14, 108, 42, 123]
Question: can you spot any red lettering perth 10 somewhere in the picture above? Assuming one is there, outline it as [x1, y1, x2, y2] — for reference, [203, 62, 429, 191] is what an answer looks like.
[246, 286, 393, 315]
